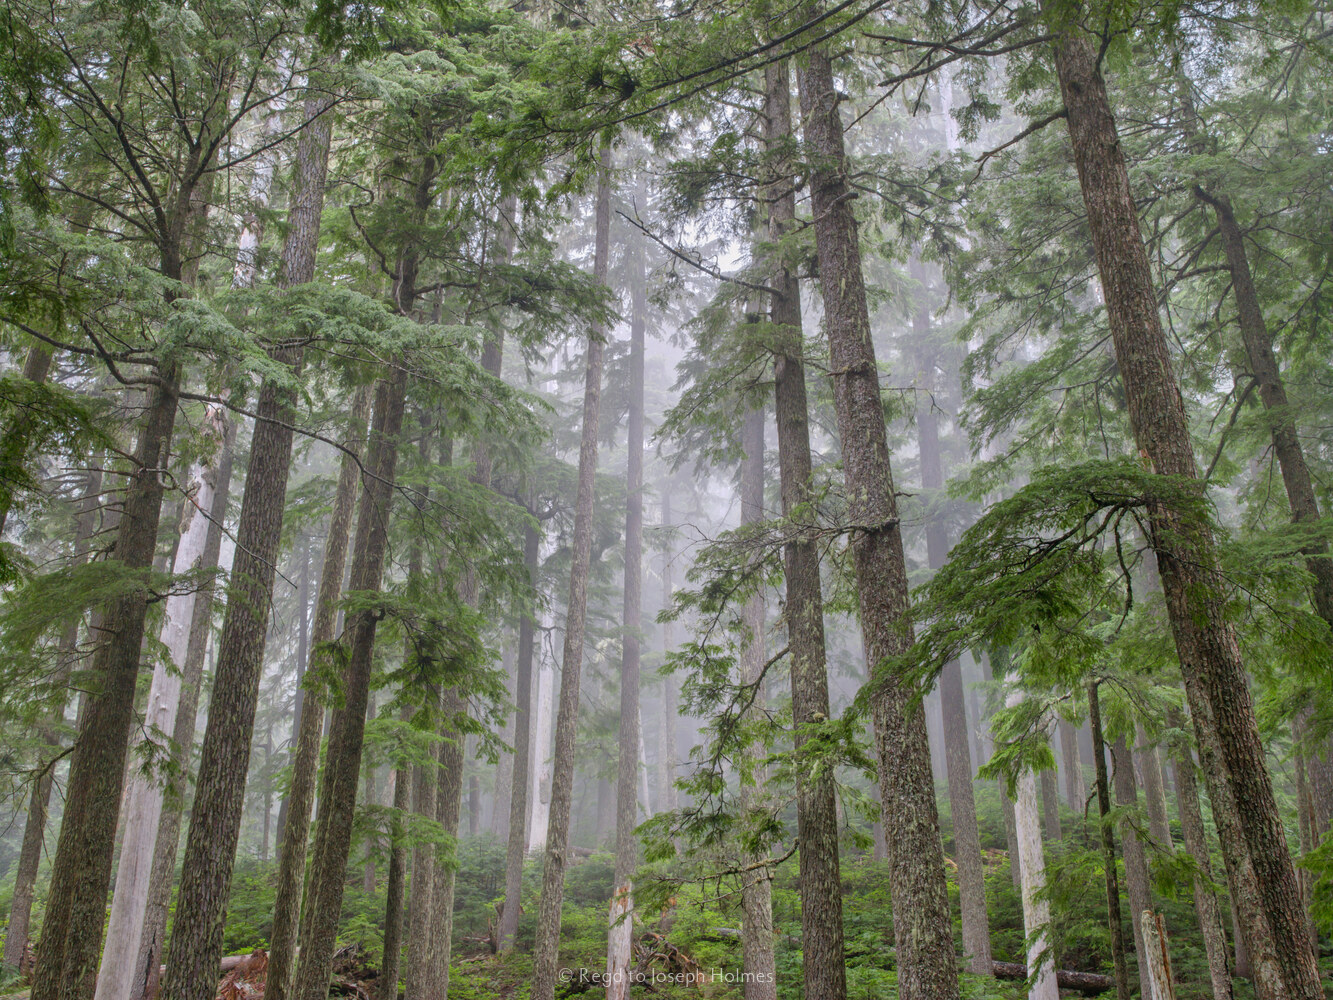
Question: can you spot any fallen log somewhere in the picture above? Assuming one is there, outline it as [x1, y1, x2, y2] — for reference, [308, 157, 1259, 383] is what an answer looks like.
[992, 960, 1114, 994]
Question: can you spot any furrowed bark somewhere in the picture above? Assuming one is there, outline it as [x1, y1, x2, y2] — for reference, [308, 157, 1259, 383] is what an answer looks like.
[531, 146, 611, 1000]
[1052, 23, 1321, 1000]
[796, 30, 954, 1000]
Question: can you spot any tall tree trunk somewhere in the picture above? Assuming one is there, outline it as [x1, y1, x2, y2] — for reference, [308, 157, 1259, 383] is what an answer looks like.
[1060, 719, 1087, 814]
[912, 269, 990, 974]
[1167, 708, 1234, 1000]
[1041, 770, 1062, 843]
[1136, 724, 1172, 849]
[499, 521, 540, 950]
[492, 646, 517, 839]
[160, 93, 334, 1000]
[795, 34, 955, 1000]
[275, 533, 313, 861]
[985, 652, 1023, 887]
[736, 406, 777, 1000]
[134, 422, 236, 1000]
[1112, 736, 1154, 1000]
[531, 146, 611, 1000]
[32, 359, 182, 1000]
[264, 384, 373, 1000]
[96, 408, 226, 1000]
[607, 183, 647, 1000]
[765, 56, 847, 1000]
[2, 464, 102, 968]
[1013, 711, 1060, 1000]
[291, 366, 409, 1000]
[1052, 24, 1321, 1000]
[1088, 682, 1131, 1000]
[364, 692, 380, 893]
[380, 707, 413, 1000]
[658, 487, 678, 815]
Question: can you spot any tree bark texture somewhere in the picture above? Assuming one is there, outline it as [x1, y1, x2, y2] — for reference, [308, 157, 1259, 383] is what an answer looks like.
[531, 146, 611, 1000]
[1136, 724, 1172, 849]
[1088, 683, 1131, 1000]
[1061, 718, 1087, 815]
[380, 706, 414, 1000]
[796, 34, 955, 1000]
[1112, 736, 1154, 1000]
[1052, 24, 1321, 1000]
[1014, 742, 1059, 1000]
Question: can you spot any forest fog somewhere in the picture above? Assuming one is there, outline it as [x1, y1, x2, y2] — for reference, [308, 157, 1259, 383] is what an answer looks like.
[0, 2, 1329, 1000]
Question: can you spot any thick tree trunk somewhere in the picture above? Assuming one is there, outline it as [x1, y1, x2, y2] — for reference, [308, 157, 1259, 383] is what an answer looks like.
[795, 35, 955, 1000]
[134, 423, 235, 1000]
[264, 383, 372, 1000]
[499, 521, 540, 950]
[1112, 736, 1154, 1000]
[1, 465, 102, 968]
[1053, 25, 1321, 1000]
[1167, 708, 1233, 1000]
[1015, 755, 1060, 1000]
[736, 405, 776, 1000]
[531, 147, 611, 1000]
[291, 366, 408, 1000]
[380, 707, 414, 1000]
[765, 57, 847, 1000]
[160, 94, 333, 1000]
[607, 190, 647, 1000]
[32, 358, 182, 1000]
[1088, 683, 1131, 1000]
[914, 292, 990, 974]
[96, 409, 226, 1000]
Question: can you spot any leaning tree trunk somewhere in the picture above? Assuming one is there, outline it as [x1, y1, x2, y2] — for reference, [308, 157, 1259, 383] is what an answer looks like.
[765, 56, 847, 1000]
[160, 93, 334, 1000]
[264, 383, 372, 1000]
[1, 464, 101, 968]
[913, 291, 991, 974]
[31, 359, 182, 1000]
[134, 422, 235, 1000]
[499, 520, 540, 950]
[1112, 736, 1155, 1000]
[291, 366, 409, 1000]
[1088, 682, 1131, 1000]
[1167, 707, 1234, 1000]
[96, 408, 226, 1000]
[531, 147, 611, 1000]
[1052, 22, 1322, 1000]
[795, 30, 955, 1000]
[608, 185, 647, 1000]
[736, 405, 777, 1000]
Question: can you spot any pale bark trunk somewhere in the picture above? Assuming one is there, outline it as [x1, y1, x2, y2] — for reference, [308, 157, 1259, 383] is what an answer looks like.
[1041, 770, 1062, 843]
[766, 56, 847, 1000]
[1053, 24, 1321, 999]
[161, 93, 333, 1000]
[2, 465, 102, 968]
[796, 33, 956, 1000]
[529, 656, 555, 851]
[264, 383, 372, 1000]
[607, 186, 647, 1000]
[532, 146, 611, 1000]
[1060, 719, 1087, 814]
[1013, 718, 1059, 1000]
[1112, 736, 1155, 1000]
[658, 487, 679, 815]
[291, 366, 408, 1000]
[499, 521, 540, 950]
[96, 410, 225, 1000]
[492, 645, 517, 839]
[1140, 911, 1177, 1000]
[1167, 708, 1233, 1000]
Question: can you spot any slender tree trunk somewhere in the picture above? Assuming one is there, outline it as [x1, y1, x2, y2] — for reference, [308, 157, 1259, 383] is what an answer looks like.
[499, 521, 540, 950]
[134, 422, 236, 1000]
[607, 186, 647, 1000]
[492, 646, 517, 839]
[1112, 736, 1154, 1000]
[736, 406, 777, 1000]
[380, 706, 414, 1000]
[160, 94, 334, 1000]
[912, 274, 991, 974]
[1136, 724, 1172, 849]
[264, 384, 372, 1000]
[96, 408, 226, 1000]
[1167, 708, 1233, 1000]
[428, 687, 466, 996]
[765, 56, 847, 1000]
[32, 358, 182, 1000]
[796, 35, 955, 1000]
[1061, 719, 1087, 814]
[2, 465, 102, 968]
[658, 487, 678, 815]
[291, 366, 408, 1000]
[364, 692, 380, 893]
[275, 533, 313, 860]
[531, 146, 611, 1000]
[985, 652, 1023, 887]
[1052, 25, 1321, 1000]
[1088, 682, 1131, 1000]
